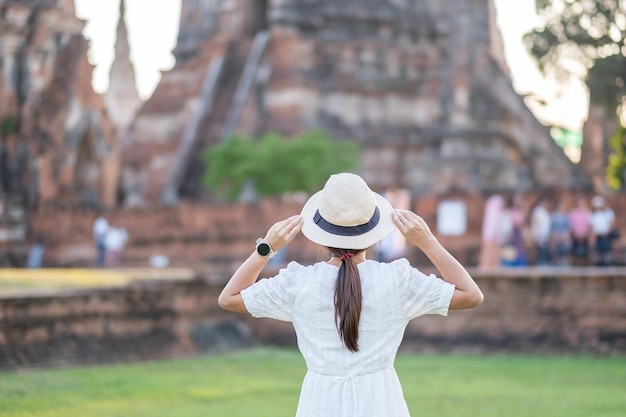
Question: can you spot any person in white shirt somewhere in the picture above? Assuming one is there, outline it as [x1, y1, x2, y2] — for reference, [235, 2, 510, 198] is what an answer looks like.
[92, 216, 109, 267]
[530, 197, 552, 265]
[590, 195, 616, 266]
[218, 173, 484, 417]
[377, 187, 409, 262]
[104, 227, 128, 267]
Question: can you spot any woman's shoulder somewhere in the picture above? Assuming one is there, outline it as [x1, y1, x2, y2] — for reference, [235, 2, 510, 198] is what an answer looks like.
[281, 260, 310, 274]
[285, 258, 414, 276]
[281, 260, 335, 276]
[360, 258, 412, 273]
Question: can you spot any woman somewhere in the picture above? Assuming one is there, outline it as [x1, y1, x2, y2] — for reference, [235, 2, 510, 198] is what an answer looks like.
[218, 173, 484, 417]
[590, 195, 616, 266]
[498, 194, 528, 267]
[530, 197, 552, 265]
[478, 194, 505, 268]
[569, 196, 591, 265]
[550, 200, 572, 266]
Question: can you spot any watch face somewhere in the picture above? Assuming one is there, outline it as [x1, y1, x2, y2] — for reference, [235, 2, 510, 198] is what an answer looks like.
[257, 243, 271, 256]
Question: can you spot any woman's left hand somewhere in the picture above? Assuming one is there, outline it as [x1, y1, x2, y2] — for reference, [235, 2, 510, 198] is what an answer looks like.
[264, 215, 304, 251]
[392, 210, 436, 249]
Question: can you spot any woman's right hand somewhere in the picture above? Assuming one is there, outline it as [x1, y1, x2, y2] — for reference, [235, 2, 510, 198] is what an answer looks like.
[392, 209, 437, 249]
[263, 215, 304, 251]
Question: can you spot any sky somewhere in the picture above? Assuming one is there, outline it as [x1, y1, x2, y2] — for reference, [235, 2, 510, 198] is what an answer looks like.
[74, 0, 181, 101]
[74, 0, 588, 131]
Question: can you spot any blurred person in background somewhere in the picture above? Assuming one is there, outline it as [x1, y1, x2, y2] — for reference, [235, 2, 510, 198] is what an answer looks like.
[104, 226, 128, 267]
[498, 195, 527, 267]
[378, 187, 409, 262]
[218, 173, 483, 417]
[550, 199, 572, 266]
[479, 194, 505, 268]
[590, 196, 616, 266]
[569, 196, 592, 265]
[26, 236, 45, 269]
[530, 197, 552, 265]
[92, 216, 109, 267]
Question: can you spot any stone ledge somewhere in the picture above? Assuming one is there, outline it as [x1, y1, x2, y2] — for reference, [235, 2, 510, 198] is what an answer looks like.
[1, 268, 625, 370]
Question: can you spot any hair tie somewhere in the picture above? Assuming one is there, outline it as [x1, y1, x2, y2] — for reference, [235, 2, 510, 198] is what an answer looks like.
[339, 253, 354, 262]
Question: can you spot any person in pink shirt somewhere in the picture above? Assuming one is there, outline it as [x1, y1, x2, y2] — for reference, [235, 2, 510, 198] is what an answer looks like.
[479, 194, 505, 268]
[569, 196, 592, 265]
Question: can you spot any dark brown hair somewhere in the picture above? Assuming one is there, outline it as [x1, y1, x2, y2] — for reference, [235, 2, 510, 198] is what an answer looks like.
[329, 247, 362, 352]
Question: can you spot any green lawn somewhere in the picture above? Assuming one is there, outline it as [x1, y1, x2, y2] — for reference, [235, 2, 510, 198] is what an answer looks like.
[0, 268, 194, 292]
[0, 348, 625, 417]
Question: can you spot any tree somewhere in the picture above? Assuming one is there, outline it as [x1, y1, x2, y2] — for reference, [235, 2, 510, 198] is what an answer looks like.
[524, 0, 626, 110]
[606, 123, 626, 190]
[524, 0, 626, 188]
[201, 130, 359, 201]
[587, 53, 626, 111]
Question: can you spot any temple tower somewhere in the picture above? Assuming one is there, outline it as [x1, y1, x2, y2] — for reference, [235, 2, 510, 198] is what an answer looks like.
[122, 0, 584, 205]
[105, 0, 142, 133]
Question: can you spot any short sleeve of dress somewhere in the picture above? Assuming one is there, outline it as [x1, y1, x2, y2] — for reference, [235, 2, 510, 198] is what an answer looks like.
[240, 261, 304, 322]
[393, 259, 455, 320]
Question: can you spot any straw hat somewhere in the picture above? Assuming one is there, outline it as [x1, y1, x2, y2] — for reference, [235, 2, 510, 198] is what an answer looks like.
[300, 173, 396, 250]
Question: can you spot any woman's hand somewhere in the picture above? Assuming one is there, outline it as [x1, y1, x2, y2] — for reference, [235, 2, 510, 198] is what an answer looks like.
[264, 215, 304, 251]
[392, 209, 484, 310]
[392, 209, 436, 249]
[218, 214, 303, 313]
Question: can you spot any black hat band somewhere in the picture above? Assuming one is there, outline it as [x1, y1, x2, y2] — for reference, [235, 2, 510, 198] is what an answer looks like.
[313, 207, 380, 237]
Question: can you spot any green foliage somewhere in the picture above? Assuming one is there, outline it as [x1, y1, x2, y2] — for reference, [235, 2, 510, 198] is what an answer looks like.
[550, 126, 583, 148]
[587, 54, 626, 111]
[606, 123, 626, 190]
[1, 349, 626, 417]
[202, 130, 359, 201]
[523, 0, 626, 109]
[0, 116, 16, 136]
[201, 134, 257, 201]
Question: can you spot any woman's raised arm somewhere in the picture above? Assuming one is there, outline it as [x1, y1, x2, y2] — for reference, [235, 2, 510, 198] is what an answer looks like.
[392, 210, 484, 310]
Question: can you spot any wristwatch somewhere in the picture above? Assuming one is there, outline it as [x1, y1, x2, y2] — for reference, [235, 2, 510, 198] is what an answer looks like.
[255, 238, 276, 258]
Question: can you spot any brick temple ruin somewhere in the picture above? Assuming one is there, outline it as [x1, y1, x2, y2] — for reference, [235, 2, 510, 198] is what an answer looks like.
[0, 0, 123, 264]
[0, 0, 608, 267]
[122, 0, 584, 207]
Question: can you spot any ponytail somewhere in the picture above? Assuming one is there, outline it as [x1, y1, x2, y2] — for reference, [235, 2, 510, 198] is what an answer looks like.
[331, 248, 362, 352]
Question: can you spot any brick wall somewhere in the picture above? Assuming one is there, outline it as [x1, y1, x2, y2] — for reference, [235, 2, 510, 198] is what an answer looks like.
[0, 278, 240, 369]
[29, 193, 626, 269]
[1, 268, 625, 369]
[30, 200, 321, 270]
[241, 268, 626, 355]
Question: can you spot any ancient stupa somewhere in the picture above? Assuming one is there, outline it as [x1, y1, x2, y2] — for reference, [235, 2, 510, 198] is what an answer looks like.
[122, 0, 582, 206]
[105, 0, 142, 135]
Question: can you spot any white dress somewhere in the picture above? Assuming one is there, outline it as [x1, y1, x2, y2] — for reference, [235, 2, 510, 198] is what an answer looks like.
[241, 258, 455, 417]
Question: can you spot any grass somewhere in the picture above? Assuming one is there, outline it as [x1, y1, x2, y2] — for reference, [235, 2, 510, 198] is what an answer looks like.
[0, 348, 625, 417]
[0, 268, 194, 292]
[0, 269, 132, 291]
